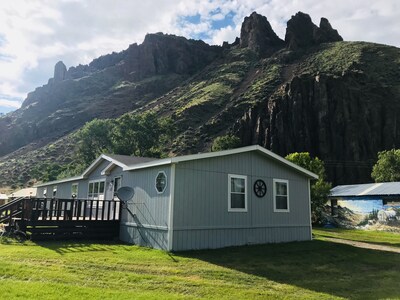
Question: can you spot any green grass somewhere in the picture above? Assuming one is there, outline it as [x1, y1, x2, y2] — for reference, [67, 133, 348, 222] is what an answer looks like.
[1, 230, 400, 299]
[314, 227, 400, 248]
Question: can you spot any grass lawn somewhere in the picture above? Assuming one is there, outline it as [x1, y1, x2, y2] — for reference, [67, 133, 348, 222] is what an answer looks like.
[0, 230, 399, 299]
[314, 228, 400, 248]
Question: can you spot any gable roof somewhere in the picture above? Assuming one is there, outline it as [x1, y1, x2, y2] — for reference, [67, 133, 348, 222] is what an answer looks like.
[35, 145, 318, 187]
[330, 182, 400, 198]
[124, 145, 319, 179]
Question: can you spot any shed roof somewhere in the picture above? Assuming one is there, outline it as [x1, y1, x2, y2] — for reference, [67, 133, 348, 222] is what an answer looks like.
[8, 187, 37, 198]
[35, 145, 318, 187]
[330, 182, 400, 198]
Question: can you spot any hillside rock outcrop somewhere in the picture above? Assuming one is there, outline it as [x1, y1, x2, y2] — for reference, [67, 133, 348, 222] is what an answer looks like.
[236, 70, 400, 184]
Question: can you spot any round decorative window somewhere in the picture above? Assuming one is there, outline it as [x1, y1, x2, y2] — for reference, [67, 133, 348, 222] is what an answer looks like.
[253, 179, 267, 198]
[155, 171, 167, 193]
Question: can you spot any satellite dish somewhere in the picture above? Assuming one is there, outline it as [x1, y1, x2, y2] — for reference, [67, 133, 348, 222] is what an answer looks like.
[116, 186, 134, 202]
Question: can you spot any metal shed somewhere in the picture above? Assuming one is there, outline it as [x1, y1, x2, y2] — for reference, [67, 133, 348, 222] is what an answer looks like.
[35, 145, 317, 251]
[329, 182, 400, 215]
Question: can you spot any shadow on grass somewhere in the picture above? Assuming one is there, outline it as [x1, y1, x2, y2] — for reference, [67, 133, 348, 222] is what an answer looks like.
[33, 239, 132, 255]
[177, 240, 400, 300]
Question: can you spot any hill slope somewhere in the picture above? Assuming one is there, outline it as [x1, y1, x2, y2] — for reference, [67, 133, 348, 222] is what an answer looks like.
[1, 11, 399, 190]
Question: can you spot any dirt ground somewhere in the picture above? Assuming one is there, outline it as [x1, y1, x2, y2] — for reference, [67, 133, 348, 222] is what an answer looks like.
[322, 237, 400, 254]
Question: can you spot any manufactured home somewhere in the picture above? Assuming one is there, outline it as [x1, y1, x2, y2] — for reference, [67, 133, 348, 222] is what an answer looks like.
[35, 145, 318, 251]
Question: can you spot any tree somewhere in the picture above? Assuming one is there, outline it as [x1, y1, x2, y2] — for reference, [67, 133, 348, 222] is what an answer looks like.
[371, 149, 400, 182]
[111, 112, 174, 157]
[211, 135, 241, 152]
[285, 152, 332, 224]
[75, 119, 114, 166]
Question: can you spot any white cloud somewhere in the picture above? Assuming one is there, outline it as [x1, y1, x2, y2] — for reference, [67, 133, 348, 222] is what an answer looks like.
[0, 0, 399, 113]
[0, 99, 21, 108]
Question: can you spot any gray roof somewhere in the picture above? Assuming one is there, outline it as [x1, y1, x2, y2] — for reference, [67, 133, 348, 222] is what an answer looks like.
[330, 182, 400, 198]
[105, 154, 158, 166]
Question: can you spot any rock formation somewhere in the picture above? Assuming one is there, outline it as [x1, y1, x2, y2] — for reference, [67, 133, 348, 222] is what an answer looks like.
[0, 11, 398, 188]
[285, 12, 343, 50]
[53, 61, 67, 82]
[240, 12, 285, 56]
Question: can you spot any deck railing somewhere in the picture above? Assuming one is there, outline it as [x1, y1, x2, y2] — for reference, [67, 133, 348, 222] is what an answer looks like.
[27, 198, 121, 222]
[0, 197, 27, 224]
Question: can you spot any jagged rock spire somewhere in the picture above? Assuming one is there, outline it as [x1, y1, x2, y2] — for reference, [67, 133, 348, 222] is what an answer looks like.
[240, 12, 284, 56]
[53, 61, 67, 82]
[285, 12, 343, 50]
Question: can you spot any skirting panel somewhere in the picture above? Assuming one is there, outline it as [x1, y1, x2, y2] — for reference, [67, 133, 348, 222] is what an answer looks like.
[120, 224, 168, 250]
[172, 226, 311, 251]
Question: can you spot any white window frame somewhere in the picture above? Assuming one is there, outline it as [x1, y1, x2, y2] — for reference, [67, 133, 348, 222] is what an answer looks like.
[43, 188, 47, 198]
[71, 183, 79, 198]
[273, 178, 290, 212]
[87, 179, 106, 200]
[228, 174, 248, 212]
[155, 171, 167, 194]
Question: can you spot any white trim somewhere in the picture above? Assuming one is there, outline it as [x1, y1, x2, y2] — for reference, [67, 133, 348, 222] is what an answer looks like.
[101, 162, 116, 175]
[82, 154, 129, 177]
[228, 174, 248, 213]
[71, 183, 79, 198]
[168, 164, 176, 251]
[273, 178, 290, 212]
[307, 178, 312, 240]
[87, 179, 106, 200]
[121, 222, 168, 231]
[155, 171, 168, 194]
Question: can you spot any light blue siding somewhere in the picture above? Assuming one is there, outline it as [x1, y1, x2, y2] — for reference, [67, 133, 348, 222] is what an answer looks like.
[172, 152, 311, 251]
[119, 166, 171, 250]
[173, 226, 310, 251]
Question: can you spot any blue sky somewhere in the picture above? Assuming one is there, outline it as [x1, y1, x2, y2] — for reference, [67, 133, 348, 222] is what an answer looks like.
[0, 0, 399, 114]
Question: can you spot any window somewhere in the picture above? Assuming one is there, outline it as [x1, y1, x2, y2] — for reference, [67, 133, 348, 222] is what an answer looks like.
[43, 188, 47, 198]
[52, 186, 57, 198]
[155, 171, 167, 193]
[71, 183, 78, 198]
[228, 174, 247, 212]
[273, 179, 289, 212]
[113, 177, 122, 197]
[88, 180, 105, 200]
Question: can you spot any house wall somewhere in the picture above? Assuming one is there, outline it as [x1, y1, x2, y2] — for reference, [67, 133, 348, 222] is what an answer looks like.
[172, 152, 311, 251]
[119, 165, 171, 250]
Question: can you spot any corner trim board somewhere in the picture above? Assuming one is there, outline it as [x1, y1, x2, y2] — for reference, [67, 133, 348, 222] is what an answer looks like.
[167, 164, 176, 251]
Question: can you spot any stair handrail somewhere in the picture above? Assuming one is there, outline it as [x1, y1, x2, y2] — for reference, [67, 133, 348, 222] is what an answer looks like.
[0, 197, 29, 224]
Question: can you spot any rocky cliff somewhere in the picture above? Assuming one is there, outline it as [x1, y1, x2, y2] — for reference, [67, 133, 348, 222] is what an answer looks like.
[1, 11, 399, 188]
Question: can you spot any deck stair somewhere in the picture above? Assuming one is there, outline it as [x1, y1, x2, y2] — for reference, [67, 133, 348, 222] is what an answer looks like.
[0, 197, 26, 225]
[1, 198, 120, 240]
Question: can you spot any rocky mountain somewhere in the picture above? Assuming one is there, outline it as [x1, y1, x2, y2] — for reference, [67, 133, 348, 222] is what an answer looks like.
[1, 11, 399, 190]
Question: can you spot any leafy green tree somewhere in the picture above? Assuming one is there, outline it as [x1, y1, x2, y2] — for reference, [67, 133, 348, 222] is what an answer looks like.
[75, 119, 114, 166]
[371, 149, 400, 182]
[285, 152, 332, 224]
[111, 112, 174, 157]
[211, 135, 241, 152]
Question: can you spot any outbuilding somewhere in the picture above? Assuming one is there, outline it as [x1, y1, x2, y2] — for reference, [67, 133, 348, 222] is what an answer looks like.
[35, 145, 317, 251]
[0, 194, 8, 206]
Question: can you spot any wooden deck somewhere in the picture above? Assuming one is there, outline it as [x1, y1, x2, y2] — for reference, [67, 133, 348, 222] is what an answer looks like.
[1, 198, 121, 240]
